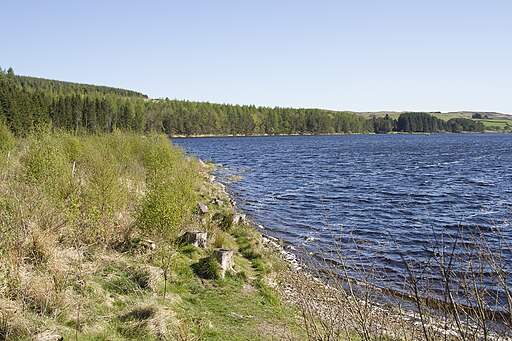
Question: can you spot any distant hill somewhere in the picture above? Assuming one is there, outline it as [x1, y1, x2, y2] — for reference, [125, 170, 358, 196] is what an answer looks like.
[348, 110, 511, 131]
[348, 111, 510, 120]
[16, 75, 147, 98]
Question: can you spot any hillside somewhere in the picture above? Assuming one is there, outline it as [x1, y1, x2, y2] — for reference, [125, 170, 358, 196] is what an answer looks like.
[16, 75, 147, 98]
[0, 68, 371, 136]
[350, 110, 511, 120]
[352, 110, 511, 131]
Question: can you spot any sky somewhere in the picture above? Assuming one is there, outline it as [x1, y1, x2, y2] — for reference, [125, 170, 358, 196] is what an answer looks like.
[2, 0, 511, 114]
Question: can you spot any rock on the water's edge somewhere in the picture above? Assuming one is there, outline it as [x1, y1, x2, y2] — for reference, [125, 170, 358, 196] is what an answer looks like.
[262, 235, 302, 271]
[232, 213, 246, 225]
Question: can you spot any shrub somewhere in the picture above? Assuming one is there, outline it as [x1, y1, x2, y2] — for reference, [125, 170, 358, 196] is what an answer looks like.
[21, 133, 74, 201]
[192, 256, 221, 280]
[141, 135, 181, 175]
[137, 136, 198, 240]
[80, 139, 127, 215]
[137, 177, 194, 239]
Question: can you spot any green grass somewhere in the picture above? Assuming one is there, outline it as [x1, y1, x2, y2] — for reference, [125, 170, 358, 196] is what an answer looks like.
[430, 112, 475, 120]
[172, 268, 302, 340]
[475, 119, 512, 129]
[233, 225, 268, 274]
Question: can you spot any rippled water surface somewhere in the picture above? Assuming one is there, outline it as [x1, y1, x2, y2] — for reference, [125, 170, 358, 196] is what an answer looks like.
[174, 134, 512, 304]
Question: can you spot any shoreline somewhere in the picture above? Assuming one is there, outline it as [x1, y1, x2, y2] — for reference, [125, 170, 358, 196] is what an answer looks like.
[171, 130, 509, 138]
[204, 160, 511, 340]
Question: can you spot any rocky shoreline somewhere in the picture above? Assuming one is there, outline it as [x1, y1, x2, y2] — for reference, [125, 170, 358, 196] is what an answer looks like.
[204, 162, 508, 340]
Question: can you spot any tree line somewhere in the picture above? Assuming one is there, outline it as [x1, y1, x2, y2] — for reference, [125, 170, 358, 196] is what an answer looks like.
[1, 67, 485, 136]
[372, 112, 484, 133]
[0, 68, 372, 136]
[146, 100, 372, 135]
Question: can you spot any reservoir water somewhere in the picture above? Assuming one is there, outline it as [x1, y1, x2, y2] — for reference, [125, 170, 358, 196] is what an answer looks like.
[173, 134, 512, 311]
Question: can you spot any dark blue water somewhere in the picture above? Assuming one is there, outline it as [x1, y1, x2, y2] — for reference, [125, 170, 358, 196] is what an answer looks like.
[173, 134, 512, 309]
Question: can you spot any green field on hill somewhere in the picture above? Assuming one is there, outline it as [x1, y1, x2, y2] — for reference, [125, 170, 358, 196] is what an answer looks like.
[476, 119, 512, 129]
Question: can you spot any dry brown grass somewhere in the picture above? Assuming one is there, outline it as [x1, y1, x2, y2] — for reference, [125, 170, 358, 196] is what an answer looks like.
[0, 299, 33, 340]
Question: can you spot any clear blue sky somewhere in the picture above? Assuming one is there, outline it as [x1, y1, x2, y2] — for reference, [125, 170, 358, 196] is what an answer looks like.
[2, 0, 511, 113]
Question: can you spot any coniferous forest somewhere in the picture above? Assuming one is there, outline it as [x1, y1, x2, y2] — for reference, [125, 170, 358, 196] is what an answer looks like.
[0, 67, 484, 136]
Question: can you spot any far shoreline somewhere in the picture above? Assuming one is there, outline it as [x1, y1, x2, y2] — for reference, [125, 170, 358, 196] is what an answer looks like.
[170, 130, 510, 139]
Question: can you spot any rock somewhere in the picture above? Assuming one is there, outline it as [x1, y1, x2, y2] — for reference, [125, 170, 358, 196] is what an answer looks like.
[198, 202, 209, 214]
[183, 231, 208, 249]
[35, 330, 63, 341]
[139, 239, 156, 251]
[232, 213, 246, 225]
[214, 248, 234, 278]
[211, 197, 224, 206]
[269, 235, 278, 241]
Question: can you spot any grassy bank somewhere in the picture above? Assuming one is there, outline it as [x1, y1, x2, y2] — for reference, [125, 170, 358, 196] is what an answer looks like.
[0, 127, 306, 340]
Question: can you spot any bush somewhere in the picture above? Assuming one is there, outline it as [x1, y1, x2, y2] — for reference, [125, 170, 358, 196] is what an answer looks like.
[192, 256, 221, 280]
[80, 138, 127, 215]
[137, 136, 198, 239]
[21, 134, 73, 199]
